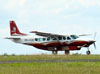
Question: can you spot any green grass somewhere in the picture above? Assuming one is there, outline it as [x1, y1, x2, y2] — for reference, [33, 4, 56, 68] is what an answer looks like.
[0, 62, 100, 74]
[0, 55, 100, 61]
[0, 55, 100, 74]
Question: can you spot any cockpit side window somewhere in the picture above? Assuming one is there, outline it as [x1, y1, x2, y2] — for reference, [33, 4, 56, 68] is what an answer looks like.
[70, 35, 79, 39]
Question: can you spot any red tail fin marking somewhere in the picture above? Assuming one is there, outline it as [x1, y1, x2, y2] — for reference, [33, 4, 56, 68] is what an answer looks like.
[10, 21, 27, 36]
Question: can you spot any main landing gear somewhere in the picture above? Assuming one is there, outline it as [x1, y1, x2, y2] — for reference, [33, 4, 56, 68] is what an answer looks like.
[52, 47, 58, 55]
[86, 47, 91, 55]
[52, 50, 57, 55]
[51, 47, 70, 55]
[65, 50, 70, 55]
[52, 50, 70, 55]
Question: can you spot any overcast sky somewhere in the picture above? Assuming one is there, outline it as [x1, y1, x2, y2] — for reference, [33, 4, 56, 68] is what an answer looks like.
[0, 0, 100, 55]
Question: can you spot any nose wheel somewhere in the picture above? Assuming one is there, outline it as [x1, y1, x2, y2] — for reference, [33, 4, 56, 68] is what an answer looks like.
[86, 47, 91, 55]
[86, 50, 91, 55]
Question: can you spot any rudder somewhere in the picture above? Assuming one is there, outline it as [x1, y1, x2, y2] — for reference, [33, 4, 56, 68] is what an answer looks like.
[10, 21, 27, 36]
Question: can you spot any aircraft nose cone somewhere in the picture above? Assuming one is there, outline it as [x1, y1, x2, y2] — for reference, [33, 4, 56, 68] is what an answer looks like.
[89, 40, 96, 44]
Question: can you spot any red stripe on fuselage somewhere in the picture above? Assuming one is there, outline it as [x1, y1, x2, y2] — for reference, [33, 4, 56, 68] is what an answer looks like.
[24, 40, 90, 51]
[70, 41, 88, 46]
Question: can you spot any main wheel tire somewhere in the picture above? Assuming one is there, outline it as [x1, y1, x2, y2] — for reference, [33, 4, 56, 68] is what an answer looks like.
[86, 50, 91, 55]
[52, 50, 57, 55]
[55, 51, 57, 54]
[52, 51, 55, 54]
[65, 50, 70, 55]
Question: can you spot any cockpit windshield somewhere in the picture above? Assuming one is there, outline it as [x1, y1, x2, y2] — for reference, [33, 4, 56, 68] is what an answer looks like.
[70, 35, 79, 39]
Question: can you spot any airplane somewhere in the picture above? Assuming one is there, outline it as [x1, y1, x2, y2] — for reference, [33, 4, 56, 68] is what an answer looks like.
[5, 21, 96, 55]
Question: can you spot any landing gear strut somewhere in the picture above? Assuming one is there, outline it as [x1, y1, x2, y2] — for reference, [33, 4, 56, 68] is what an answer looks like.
[65, 50, 70, 55]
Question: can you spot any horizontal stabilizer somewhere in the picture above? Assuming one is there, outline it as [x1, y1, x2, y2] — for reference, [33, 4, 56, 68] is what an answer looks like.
[5, 37, 20, 39]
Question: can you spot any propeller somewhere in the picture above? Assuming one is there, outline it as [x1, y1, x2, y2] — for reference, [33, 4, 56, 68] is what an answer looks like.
[93, 32, 97, 49]
[94, 43, 96, 49]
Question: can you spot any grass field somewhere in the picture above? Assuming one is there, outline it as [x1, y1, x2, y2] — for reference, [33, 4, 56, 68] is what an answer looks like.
[0, 55, 100, 61]
[0, 55, 100, 74]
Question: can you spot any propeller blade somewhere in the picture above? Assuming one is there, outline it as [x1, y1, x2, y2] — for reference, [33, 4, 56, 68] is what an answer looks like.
[94, 43, 96, 49]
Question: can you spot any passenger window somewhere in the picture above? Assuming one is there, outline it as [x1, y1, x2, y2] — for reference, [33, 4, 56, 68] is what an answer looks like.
[67, 37, 71, 40]
[47, 37, 50, 41]
[43, 38, 46, 41]
[39, 38, 43, 41]
[63, 37, 66, 40]
[35, 38, 38, 41]
[52, 37, 57, 40]
[58, 36, 62, 40]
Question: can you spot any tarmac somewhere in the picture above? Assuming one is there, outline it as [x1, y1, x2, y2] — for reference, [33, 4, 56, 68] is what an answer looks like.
[0, 59, 100, 64]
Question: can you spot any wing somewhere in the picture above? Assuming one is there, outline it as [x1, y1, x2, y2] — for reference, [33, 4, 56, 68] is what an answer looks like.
[30, 31, 66, 38]
[79, 34, 92, 36]
[30, 31, 67, 45]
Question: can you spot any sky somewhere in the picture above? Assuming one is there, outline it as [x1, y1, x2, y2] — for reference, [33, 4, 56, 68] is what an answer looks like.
[0, 0, 100, 55]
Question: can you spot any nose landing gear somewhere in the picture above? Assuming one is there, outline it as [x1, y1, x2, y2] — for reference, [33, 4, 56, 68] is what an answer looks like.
[86, 47, 91, 55]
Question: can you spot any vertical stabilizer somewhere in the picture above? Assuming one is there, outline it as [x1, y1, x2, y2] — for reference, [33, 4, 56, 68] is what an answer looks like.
[10, 21, 27, 36]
